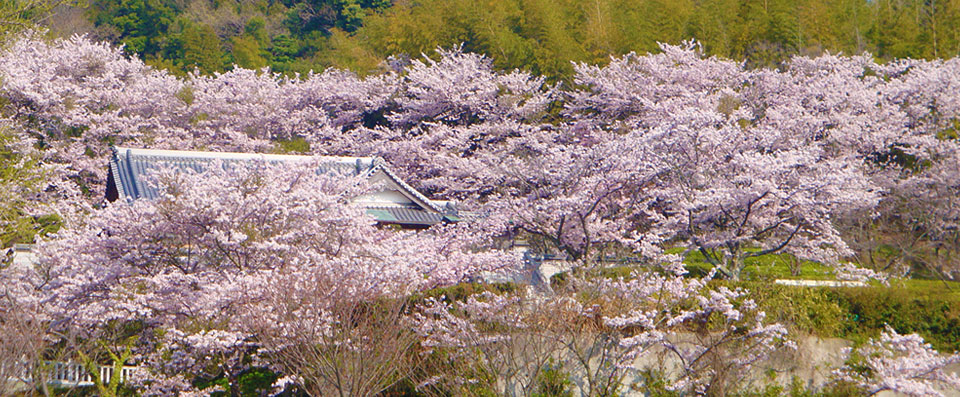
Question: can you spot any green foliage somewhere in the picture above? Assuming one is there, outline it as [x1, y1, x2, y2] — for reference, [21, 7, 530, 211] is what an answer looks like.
[705, 274, 960, 352]
[275, 137, 311, 153]
[378, 378, 420, 397]
[0, 127, 60, 248]
[80, 0, 394, 75]
[268, 33, 302, 72]
[329, 0, 960, 82]
[244, 16, 268, 43]
[145, 55, 186, 77]
[67, 384, 140, 396]
[238, 367, 280, 396]
[314, 27, 383, 74]
[784, 376, 813, 397]
[715, 278, 960, 352]
[832, 281, 960, 352]
[0, 0, 81, 40]
[720, 281, 846, 337]
[735, 383, 786, 397]
[181, 22, 226, 74]
[522, 254, 957, 354]
[282, 0, 388, 35]
[550, 270, 569, 290]
[175, 85, 195, 105]
[193, 367, 279, 396]
[633, 369, 680, 397]
[531, 360, 573, 397]
[668, 247, 836, 281]
[76, 0, 960, 81]
[88, 0, 178, 55]
[414, 281, 519, 305]
[232, 34, 269, 69]
[812, 381, 864, 397]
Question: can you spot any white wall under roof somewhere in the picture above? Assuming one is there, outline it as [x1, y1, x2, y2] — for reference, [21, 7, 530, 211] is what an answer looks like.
[354, 172, 420, 207]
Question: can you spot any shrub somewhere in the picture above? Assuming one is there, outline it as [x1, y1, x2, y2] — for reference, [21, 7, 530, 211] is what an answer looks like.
[832, 284, 960, 352]
[713, 281, 845, 338]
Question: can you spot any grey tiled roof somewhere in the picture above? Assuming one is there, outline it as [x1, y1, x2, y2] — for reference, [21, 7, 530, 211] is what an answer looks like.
[365, 206, 447, 225]
[107, 147, 455, 226]
[109, 147, 377, 200]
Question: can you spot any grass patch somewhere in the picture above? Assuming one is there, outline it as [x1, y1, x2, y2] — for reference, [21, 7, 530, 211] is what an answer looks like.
[666, 247, 847, 281]
[897, 279, 960, 300]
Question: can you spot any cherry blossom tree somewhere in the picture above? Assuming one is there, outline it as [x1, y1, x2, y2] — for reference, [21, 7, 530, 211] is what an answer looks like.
[481, 126, 667, 266]
[414, 257, 794, 396]
[863, 57, 960, 279]
[413, 289, 571, 396]
[0, 282, 46, 396]
[251, 287, 423, 397]
[596, 260, 794, 395]
[835, 326, 960, 397]
[567, 44, 887, 279]
[0, 234, 75, 397]
[388, 46, 556, 128]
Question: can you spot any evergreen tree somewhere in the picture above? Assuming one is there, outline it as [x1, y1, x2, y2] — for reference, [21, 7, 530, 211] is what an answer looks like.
[90, 0, 177, 55]
[182, 23, 225, 74]
[232, 35, 268, 69]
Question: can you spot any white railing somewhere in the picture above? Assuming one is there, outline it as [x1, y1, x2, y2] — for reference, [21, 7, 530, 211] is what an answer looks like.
[6, 361, 138, 388]
[774, 279, 867, 287]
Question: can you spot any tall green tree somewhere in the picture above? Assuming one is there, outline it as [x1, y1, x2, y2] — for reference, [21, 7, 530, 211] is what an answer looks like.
[867, 0, 925, 59]
[232, 34, 269, 69]
[181, 23, 226, 74]
[687, 0, 739, 57]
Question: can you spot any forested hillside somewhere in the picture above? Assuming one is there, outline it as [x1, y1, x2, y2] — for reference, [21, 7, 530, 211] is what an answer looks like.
[41, 0, 960, 80]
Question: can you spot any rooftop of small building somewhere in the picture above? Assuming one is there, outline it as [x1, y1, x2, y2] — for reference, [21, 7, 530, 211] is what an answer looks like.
[107, 146, 460, 226]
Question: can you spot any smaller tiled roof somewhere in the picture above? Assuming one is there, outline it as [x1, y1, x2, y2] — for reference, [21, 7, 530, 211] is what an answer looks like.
[107, 147, 458, 227]
[365, 206, 447, 225]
